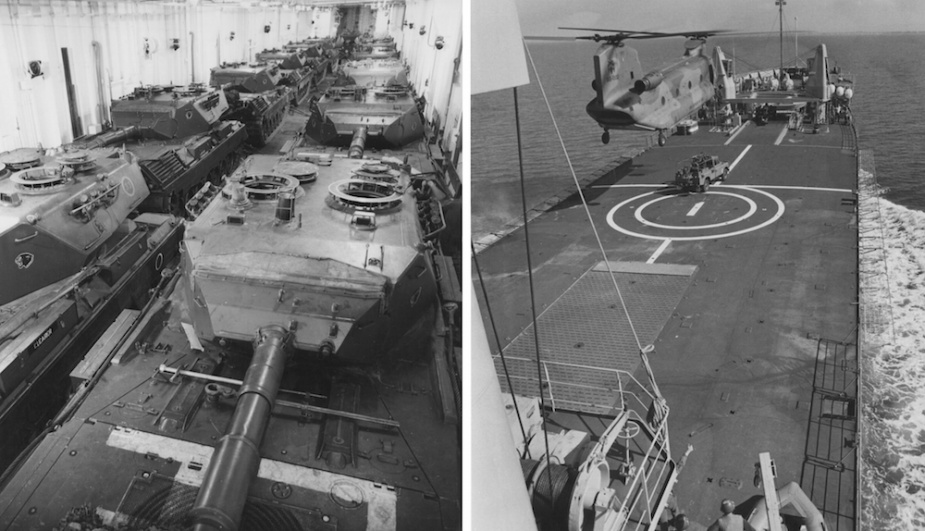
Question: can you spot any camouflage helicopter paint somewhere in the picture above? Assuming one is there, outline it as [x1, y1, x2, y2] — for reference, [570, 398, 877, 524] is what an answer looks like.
[571, 29, 735, 146]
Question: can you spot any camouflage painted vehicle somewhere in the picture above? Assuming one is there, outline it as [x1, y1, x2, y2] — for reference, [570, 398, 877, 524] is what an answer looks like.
[0, 148, 182, 469]
[75, 84, 248, 215]
[210, 63, 292, 147]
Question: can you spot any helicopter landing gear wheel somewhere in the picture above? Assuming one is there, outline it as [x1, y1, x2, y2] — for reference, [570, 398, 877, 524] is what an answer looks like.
[602, 130, 610, 145]
[657, 130, 667, 146]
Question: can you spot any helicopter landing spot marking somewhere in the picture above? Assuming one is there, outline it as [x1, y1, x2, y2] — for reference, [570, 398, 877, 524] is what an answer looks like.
[635, 191, 757, 230]
[607, 185, 784, 241]
[728, 144, 752, 171]
[724, 122, 749, 145]
[774, 125, 789, 146]
[687, 201, 705, 217]
[646, 239, 672, 264]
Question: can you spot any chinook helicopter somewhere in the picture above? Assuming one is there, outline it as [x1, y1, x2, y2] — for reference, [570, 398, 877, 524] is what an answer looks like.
[564, 28, 737, 146]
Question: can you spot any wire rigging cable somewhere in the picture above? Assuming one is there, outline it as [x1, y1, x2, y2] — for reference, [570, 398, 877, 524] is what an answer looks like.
[521, 40, 646, 354]
[512, 83, 555, 481]
[472, 241, 530, 455]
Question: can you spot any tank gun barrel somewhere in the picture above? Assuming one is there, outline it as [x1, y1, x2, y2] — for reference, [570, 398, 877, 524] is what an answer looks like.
[190, 325, 292, 531]
[348, 126, 367, 158]
[81, 125, 141, 149]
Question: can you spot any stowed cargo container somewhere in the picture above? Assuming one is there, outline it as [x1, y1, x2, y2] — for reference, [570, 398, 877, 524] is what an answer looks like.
[74, 84, 248, 216]
[209, 63, 291, 147]
[0, 149, 460, 531]
[0, 149, 183, 470]
[305, 82, 424, 149]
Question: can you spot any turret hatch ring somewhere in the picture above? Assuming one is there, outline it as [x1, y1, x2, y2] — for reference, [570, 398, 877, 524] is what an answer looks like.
[328, 179, 403, 212]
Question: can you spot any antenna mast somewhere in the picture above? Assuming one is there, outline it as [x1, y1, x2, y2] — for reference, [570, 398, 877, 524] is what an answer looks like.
[776, 0, 786, 77]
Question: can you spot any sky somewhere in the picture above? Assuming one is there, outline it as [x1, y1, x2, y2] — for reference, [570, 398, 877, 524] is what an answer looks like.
[514, 0, 925, 36]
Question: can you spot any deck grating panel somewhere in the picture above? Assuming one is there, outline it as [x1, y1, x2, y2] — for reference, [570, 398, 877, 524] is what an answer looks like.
[494, 262, 693, 413]
[801, 338, 858, 531]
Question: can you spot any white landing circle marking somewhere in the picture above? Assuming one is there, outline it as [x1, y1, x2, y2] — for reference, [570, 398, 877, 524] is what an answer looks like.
[634, 191, 757, 230]
[607, 185, 785, 241]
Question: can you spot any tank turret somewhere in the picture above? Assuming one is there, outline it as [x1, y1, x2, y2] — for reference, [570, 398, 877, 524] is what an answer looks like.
[341, 58, 407, 87]
[74, 84, 248, 215]
[254, 50, 319, 104]
[353, 39, 399, 60]
[182, 153, 440, 363]
[304, 82, 424, 148]
[210, 63, 292, 147]
[255, 49, 307, 71]
[0, 150, 149, 306]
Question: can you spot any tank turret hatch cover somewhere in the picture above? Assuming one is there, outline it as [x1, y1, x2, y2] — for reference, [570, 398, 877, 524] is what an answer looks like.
[352, 163, 401, 184]
[274, 161, 319, 183]
[0, 149, 43, 172]
[55, 150, 101, 173]
[221, 173, 302, 205]
[8, 166, 74, 195]
[327, 179, 403, 212]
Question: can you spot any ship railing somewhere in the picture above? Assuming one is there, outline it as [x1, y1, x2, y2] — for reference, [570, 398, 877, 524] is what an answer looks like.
[496, 355, 676, 529]
[495, 355, 663, 416]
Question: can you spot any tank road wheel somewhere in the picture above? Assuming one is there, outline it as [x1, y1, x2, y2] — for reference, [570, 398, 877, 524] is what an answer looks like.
[657, 130, 667, 146]
[602, 130, 610, 145]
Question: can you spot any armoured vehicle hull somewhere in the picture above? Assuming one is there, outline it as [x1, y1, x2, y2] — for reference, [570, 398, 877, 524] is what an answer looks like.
[74, 85, 248, 216]
[254, 50, 321, 104]
[305, 85, 424, 148]
[0, 151, 184, 470]
[210, 64, 293, 147]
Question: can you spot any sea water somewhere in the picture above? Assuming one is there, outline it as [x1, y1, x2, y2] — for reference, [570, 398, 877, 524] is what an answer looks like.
[472, 33, 925, 529]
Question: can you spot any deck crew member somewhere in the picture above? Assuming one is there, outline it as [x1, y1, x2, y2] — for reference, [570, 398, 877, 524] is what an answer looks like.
[707, 499, 757, 531]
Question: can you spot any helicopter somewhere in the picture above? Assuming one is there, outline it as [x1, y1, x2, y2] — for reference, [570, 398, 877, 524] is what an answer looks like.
[563, 28, 737, 146]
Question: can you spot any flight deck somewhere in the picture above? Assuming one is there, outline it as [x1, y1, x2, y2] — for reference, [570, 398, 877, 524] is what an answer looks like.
[474, 118, 859, 529]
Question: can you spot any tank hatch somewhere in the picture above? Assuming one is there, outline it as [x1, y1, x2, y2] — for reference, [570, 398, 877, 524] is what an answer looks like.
[0, 152, 149, 306]
[183, 154, 437, 362]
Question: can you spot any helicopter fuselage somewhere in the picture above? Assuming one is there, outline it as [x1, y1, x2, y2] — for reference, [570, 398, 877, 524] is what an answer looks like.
[587, 42, 714, 134]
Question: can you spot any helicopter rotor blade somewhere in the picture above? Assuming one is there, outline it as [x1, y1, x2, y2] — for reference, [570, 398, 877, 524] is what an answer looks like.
[561, 27, 734, 43]
[559, 27, 670, 36]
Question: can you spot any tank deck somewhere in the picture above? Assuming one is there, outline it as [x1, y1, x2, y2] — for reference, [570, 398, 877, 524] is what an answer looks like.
[0, 69, 459, 531]
[475, 119, 859, 529]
